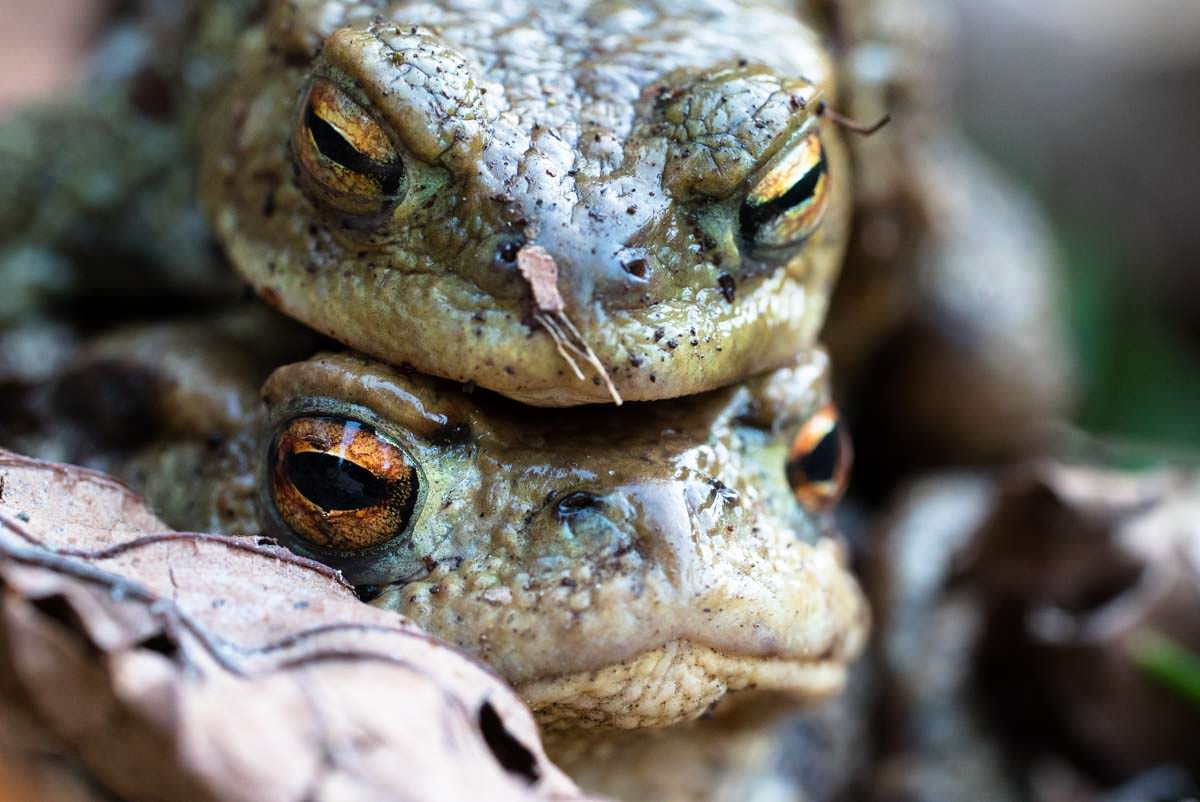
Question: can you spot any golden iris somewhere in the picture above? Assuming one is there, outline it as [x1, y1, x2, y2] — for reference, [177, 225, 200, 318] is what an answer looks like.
[270, 416, 419, 551]
[740, 133, 829, 250]
[785, 403, 852, 513]
[292, 78, 406, 217]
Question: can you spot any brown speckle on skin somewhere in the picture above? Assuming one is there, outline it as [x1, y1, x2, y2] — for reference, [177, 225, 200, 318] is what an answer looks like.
[718, 273, 736, 303]
[258, 285, 282, 308]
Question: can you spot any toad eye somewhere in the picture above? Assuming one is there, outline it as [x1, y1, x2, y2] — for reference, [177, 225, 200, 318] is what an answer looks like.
[270, 416, 419, 551]
[786, 403, 851, 513]
[292, 78, 406, 217]
[739, 133, 829, 251]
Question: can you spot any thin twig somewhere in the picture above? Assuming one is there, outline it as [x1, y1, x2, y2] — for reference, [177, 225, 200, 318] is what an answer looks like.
[816, 101, 891, 136]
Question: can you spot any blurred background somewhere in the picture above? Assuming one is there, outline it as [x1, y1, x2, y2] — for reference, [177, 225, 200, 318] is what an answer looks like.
[952, 0, 1200, 453]
[0, 0, 103, 112]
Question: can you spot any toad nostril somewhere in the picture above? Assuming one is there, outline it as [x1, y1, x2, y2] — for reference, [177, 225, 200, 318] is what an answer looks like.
[621, 257, 649, 280]
[555, 491, 604, 519]
[495, 236, 524, 266]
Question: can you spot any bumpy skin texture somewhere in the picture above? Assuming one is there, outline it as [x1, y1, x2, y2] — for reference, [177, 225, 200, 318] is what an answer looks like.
[258, 351, 867, 729]
[54, 328, 866, 732]
[203, 0, 851, 405]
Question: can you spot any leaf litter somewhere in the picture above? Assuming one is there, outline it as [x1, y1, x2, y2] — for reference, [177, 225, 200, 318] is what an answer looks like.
[0, 449, 602, 802]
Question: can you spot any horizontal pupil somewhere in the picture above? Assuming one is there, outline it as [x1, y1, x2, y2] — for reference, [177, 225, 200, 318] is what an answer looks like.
[304, 103, 404, 195]
[285, 450, 395, 511]
[739, 151, 826, 243]
[305, 104, 369, 172]
[788, 424, 840, 486]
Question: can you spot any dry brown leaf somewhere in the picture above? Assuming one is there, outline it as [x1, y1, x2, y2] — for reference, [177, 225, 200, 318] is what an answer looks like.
[0, 748, 110, 802]
[516, 245, 622, 405]
[0, 449, 600, 802]
[516, 245, 565, 315]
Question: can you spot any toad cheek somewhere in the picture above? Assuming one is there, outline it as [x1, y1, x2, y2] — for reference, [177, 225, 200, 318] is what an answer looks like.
[377, 479, 868, 730]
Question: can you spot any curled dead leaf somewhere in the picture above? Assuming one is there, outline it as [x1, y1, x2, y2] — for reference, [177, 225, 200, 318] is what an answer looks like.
[0, 449, 601, 802]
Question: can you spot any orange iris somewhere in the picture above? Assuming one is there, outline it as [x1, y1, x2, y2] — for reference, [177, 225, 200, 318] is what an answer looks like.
[786, 403, 852, 513]
[271, 416, 418, 551]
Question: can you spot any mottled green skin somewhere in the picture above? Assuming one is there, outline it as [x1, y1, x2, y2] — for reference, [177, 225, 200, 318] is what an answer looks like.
[258, 352, 865, 730]
[203, 0, 851, 405]
[42, 322, 864, 731]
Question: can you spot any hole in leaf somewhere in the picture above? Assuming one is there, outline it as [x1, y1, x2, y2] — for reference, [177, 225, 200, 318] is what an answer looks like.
[479, 701, 539, 783]
[135, 632, 180, 660]
[30, 593, 99, 655]
[31, 594, 87, 636]
[354, 584, 384, 603]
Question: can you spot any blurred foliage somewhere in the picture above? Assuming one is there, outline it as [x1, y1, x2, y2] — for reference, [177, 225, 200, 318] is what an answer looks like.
[1130, 632, 1200, 709]
[967, 121, 1200, 459]
[1060, 228, 1200, 453]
